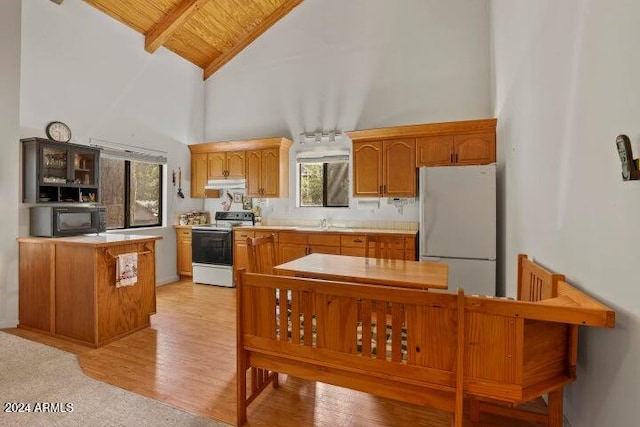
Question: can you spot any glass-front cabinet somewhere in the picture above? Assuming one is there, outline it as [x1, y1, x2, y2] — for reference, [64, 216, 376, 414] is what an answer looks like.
[22, 138, 100, 203]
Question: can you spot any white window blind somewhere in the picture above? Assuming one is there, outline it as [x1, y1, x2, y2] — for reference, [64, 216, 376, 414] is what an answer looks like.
[295, 149, 350, 164]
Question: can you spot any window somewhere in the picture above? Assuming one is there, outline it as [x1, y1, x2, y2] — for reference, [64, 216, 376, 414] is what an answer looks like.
[100, 153, 164, 230]
[297, 151, 349, 208]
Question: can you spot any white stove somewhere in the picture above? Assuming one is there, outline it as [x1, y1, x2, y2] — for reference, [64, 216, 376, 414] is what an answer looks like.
[192, 211, 254, 287]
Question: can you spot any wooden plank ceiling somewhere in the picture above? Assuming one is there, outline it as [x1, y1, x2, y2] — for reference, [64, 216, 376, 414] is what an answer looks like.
[84, 0, 304, 80]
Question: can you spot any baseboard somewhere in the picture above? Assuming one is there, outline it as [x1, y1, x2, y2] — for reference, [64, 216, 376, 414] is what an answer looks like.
[157, 275, 180, 286]
[0, 319, 18, 329]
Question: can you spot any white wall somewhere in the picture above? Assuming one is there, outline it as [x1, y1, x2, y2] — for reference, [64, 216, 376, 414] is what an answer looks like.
[0, 0, 21, 328]
[492, 1, 639, 425]
[2, 0, 206, 327]
[203, 0, 492, 225]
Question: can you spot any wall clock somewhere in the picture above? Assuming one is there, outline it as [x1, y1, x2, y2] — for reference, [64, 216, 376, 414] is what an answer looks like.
[45, 121, 71, 143]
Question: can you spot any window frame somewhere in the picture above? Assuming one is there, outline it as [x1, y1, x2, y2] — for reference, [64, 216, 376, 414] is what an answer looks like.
[297, 157, 350, 208]
[100, 153, 165, 230]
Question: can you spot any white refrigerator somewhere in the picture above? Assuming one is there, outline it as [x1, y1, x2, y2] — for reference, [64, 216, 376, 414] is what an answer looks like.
[419, 164, 496, 296]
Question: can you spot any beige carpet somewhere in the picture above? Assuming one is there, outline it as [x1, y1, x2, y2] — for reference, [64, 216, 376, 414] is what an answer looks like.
[0, 332, 229, 427]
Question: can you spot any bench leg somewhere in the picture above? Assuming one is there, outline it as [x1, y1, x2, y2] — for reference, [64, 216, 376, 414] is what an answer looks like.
[469, 398, 481, 423]
[272, 372, 279, 389]
[548, 388, 564, 427]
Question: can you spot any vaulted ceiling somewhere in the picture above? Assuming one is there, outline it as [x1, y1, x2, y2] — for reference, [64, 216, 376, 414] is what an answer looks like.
[84, 0, 304, 80]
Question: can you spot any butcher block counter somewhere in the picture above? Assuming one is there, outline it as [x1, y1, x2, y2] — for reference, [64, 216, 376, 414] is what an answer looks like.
[17, 234, 161, 347]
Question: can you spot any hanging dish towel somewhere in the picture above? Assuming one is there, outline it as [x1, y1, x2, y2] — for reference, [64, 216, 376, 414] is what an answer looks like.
[116, 252, 138, 288]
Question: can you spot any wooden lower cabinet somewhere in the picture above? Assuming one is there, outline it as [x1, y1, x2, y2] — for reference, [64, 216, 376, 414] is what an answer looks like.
[308, 233, 341, 255]
[341, 234, 415, 260]
[233, 229, 278, 281]
[234, 230, 254, 281]
[340, 235, 367, 257]
[278, 232, 341, 263]
[175, 227, 192, 277]
[234, 229, 417, 268]
[18, 236, 160, 347]
[278, 232, 310, 264]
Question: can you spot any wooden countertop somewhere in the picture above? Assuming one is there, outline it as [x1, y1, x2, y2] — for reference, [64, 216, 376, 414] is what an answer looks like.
[173, 224, 211, 229]
[17, 233, 162, 247]
[234, 225, 417, 235]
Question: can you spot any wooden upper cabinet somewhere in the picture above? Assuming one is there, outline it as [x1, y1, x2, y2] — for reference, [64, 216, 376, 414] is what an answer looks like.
[191, 153, 208, 198]
[209, 151, 245, 179]
[352, 139, 416, 197]
[416, 133, 495, 166]
[190, 137, 292, 199]
[454, 132, 495, 165]
[207, 152, 226, 179]
[383, 139, 416, 197]
[246, 148, 289, 197]
[416, 135, 454, 166]
[349, 118, 497, 170]
[245, 149, 262, 197]
[261, 148, 280, 197]
[352, 141, 383, 197]
[246, 146, 289, 198]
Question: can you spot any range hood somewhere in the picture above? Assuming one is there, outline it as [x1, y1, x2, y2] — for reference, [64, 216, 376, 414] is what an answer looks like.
[204, 178, 246, 190]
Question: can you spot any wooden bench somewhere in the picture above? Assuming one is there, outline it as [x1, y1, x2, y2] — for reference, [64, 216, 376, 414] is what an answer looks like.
[236, 254, 614, 426]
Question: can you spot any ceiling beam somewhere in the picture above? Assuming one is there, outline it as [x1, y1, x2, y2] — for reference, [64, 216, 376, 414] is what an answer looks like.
[145, 0, 211, 53]
[203, 0, 304, 80]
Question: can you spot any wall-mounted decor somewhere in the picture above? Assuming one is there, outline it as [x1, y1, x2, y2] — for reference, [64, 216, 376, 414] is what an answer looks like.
[616, 134, 640, 181]
[242, 196, 252, 210]
[233, 192, 243, 203]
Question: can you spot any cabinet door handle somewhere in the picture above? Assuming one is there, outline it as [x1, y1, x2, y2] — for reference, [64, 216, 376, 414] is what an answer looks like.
[383, 185, 387, 195]
[354, 239, 363, 243]
[379, 185, 383, 195]
[455, 153, 458, 163]
[450, 153, 454, 163]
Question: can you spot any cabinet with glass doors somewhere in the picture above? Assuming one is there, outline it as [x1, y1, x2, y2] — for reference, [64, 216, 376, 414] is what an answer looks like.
[21, 137, 100, 204]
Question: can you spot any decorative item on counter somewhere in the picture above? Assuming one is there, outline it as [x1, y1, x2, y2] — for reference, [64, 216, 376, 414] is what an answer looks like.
[251, 205, 262, 225]
[242, 196, 252, 210]
[178, 211, 209, 225]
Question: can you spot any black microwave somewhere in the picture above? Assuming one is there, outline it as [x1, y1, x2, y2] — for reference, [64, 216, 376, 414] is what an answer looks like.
[29, 206, 107, 237]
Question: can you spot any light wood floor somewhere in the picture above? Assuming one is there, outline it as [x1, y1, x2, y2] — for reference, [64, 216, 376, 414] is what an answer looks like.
[4, 279, 546, 426]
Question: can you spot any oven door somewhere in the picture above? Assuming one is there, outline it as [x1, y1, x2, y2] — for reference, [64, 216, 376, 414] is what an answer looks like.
[192, 229, 233, 266]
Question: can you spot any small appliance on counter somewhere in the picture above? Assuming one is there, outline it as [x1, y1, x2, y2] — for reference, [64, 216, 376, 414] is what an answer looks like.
[29, 205, 107, 237]
[191, 211, 255, 287]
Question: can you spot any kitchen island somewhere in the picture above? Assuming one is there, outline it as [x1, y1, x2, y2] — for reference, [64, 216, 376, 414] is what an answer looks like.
[17, 233, 161, 347]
